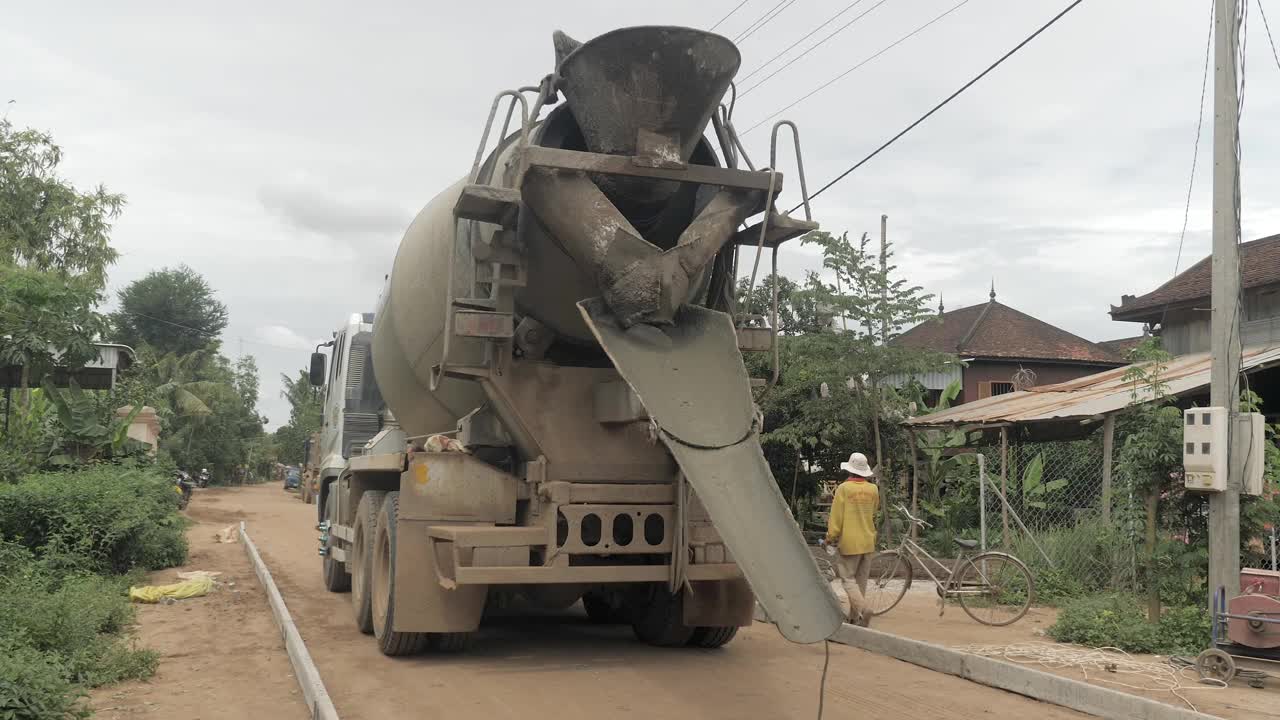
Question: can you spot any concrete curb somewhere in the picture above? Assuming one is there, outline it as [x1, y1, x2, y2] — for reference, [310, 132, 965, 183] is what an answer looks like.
[240, 521, 340, 720]
[753, 607, 1220, 720]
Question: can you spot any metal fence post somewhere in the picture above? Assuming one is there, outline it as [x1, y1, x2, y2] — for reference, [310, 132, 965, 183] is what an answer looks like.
[1101, 415, 1115, 525]
[978, 453, 987, 553]
[999, 427, 1010, 546]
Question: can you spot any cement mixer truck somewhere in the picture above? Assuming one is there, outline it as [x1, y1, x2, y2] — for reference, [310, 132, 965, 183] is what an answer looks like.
[310, 25, 844, 656]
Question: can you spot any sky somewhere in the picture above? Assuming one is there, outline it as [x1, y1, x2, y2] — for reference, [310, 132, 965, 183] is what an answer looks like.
[4, 0, 1279, 428]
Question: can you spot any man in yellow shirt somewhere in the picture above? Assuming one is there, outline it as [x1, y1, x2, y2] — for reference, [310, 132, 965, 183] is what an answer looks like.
[824, 452, 880, 626]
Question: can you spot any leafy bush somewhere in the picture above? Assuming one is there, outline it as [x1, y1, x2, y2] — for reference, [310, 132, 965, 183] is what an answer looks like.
[1154, 604, 1213, 655]
[0, 641, 90, 720]
[0, 466, 185, 715]
[0, 466, 187, 573]
[1032, 566, 1088, 605]
[1048, 594, 1210, 655]
[0, 542, 158, 688]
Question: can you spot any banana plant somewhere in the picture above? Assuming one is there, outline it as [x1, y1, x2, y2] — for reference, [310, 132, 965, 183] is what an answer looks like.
[40, 378, 146, 464]
[1020, 452, 1067, 509]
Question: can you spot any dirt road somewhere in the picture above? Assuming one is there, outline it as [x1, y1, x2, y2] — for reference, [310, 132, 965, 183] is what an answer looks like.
[96, 485, 1093, 720]
[90, 489, 310, 720]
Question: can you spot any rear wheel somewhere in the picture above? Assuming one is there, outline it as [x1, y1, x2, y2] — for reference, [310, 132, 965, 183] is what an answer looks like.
[632, 587, 695, 647]
[865, 550, 911, 616]
[429, 632, 473, 653]
[321, 490, 351, 593]
[371, 492, 430, 656]
[688, 626, 738, 649]
[350, 490, 387, 634]
[956, 552, 1033, 626]
[583, 592, 626, 624]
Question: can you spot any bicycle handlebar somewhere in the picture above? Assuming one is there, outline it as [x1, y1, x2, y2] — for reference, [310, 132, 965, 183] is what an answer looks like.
[896, 504, 932, 529]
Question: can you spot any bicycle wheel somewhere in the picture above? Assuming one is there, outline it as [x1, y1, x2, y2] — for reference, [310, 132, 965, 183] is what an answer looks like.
[864, 549, 912, 616]
[955, 552, 1033, 626]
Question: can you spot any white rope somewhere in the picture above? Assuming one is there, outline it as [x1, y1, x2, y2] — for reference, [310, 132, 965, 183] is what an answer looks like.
[952, 642, 1226, 713]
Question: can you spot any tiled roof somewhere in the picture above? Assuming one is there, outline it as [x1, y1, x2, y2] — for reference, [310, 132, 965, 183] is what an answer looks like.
[1111, 234, 1280, 319]
[894, 299, 1123, 364]
[1097, 336, 1147, 359]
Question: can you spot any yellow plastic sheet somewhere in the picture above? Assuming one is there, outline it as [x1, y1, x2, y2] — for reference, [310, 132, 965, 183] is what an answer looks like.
[128, 575, 215, 603]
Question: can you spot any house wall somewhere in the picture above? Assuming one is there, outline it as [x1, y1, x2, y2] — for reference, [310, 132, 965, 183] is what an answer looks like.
[884, 364, 963, 392]
[1161, 285, 1280, 355]
[960, 361, 1117, 404]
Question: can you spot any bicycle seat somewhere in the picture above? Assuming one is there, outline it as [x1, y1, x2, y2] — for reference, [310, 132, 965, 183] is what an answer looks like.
[953, 538, 979, 550]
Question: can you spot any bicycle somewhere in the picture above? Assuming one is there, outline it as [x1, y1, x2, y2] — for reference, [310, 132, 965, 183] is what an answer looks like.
[860, 505, 1035, 626]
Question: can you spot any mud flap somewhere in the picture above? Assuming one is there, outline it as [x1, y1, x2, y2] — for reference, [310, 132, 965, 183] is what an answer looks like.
[578, 299, 844, 644]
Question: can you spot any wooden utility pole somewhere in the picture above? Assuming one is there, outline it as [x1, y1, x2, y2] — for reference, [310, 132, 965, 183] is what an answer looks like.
[1208, 0, 1242, 609]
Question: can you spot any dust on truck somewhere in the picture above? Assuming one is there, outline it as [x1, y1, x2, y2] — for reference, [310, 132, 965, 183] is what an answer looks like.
[311, 25, 844, 655]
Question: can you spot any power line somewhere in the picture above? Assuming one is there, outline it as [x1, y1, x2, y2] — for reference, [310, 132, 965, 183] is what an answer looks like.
[1258, 0, 1280, 72]
[744, 0, 977, 133]
[795, 0, 1088, 209]
[740, 0, 891, 98]
[1172, 0, 1215, 280]
[711, 0, 752, 31]
[734, 0, 788, 43]
[737, 0, 799, 46]
[114, 309, 315, 354]
[739, 1, 869, 84]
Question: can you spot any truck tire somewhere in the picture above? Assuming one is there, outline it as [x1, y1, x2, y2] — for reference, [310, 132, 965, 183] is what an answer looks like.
[322, 491, 351, 593]
[429, 631, 473, 653]
[371, 492, 430, 656]
[350, 490, 387, 634]
[632, 587, 695, 647]
[688, 626, 738, 649]
[583, 592, 625, 624]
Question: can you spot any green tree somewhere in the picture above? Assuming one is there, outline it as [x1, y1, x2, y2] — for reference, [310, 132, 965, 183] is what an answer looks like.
[0, 264, 106, 396]
[735, 273, 831, 336]
[754, 230, 949, 526]
[1116, 339, 1183, 620]
[272, 370, 322, 465]
[147, 349, 222, 418]
[0, 119, 124, 291]
[110, 265, 228, 355]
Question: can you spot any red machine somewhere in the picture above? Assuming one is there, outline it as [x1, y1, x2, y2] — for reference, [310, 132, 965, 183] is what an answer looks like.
[1228, 569, 1280, 650]
[1197, 571, 1280, 683]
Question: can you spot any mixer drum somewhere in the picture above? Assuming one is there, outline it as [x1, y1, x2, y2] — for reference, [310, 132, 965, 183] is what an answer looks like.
[373, 27, 742, 438]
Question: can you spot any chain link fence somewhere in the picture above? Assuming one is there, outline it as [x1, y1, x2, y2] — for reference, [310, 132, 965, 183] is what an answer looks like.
[980, 432, 1139, 599]
[901, 425, 1142, 599]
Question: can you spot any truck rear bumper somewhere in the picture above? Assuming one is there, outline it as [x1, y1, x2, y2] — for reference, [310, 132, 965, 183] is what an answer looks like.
[424, 524, 741, 587]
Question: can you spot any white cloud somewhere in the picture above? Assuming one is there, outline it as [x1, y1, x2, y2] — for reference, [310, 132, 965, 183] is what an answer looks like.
[253, 325, 319, 352]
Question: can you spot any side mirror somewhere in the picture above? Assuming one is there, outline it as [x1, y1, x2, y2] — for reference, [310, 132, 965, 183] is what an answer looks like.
[309, 352, 326, 387]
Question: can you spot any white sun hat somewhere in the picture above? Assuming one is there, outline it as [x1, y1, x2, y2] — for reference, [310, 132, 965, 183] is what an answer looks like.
[839, 452, 874, 477]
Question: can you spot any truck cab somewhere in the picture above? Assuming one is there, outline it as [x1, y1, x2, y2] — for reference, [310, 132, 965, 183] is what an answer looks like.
[311, 312, 383, 518]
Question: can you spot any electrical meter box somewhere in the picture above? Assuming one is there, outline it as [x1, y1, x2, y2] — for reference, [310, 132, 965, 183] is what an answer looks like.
[1184, 407, 1227, 492]
[1241, 412, 1265, 496]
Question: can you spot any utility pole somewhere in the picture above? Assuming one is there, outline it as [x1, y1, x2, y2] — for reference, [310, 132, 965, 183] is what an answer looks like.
[1208, 0, 1241, 609]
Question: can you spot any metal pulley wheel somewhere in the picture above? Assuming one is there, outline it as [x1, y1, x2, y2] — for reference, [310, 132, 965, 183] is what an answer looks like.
[1195, 648, 1236, 683]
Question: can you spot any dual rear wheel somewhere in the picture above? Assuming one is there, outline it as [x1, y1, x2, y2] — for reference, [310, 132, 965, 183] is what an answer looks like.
[323, 490, 472, 655]
[586, 587, 739, 649]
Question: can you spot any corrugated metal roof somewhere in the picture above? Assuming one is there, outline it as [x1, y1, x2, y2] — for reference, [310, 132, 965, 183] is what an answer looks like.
[905, 344, 1280, 426]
